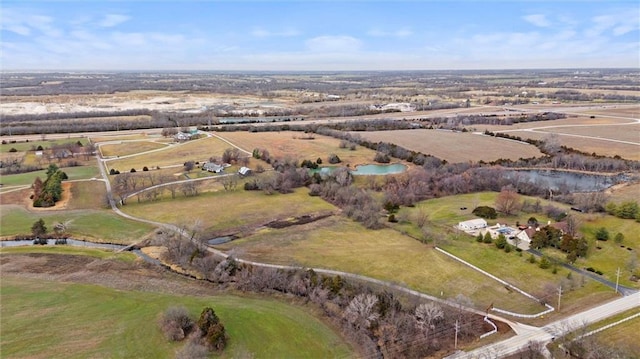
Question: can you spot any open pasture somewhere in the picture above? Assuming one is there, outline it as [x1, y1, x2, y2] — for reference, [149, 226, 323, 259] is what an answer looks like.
[0, 275, 352, 359]
[107, 136, 231, 172]
[120, 187, 336, 236]
[0, 165, 100, 187]
[218, 216, 550, 314]
[0, 206, 155, 243]
[99, 140, 169, 157]
[90, 131, 164, 143]
[0, 137, 88, 153]
[215, 131, 379, 166]
[588, 310, 640, 354]
[354, 129, 542, 163]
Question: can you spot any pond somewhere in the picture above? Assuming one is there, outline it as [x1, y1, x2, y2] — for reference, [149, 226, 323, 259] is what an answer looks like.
[351, 163, 408, 175]
[207, 236, 235, 245]
[506, 170, 628, 192]
[313, 164, 408, 176]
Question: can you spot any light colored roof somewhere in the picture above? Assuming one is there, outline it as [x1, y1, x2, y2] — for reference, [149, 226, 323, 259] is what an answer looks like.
[459, 218, 487, 226]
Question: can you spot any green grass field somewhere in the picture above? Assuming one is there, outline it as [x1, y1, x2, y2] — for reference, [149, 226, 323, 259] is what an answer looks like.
[218, 216, 547, 314]
[0, 138, 88, 153]
[0, 166, 100, 187]
[100, 141, 169, 157]
[121, 187, 336, 235]
[107, 137, 232, 172]
[588, 310, 640, 353]
[0, 206, 155, 243]
[1, 275, 352, 359]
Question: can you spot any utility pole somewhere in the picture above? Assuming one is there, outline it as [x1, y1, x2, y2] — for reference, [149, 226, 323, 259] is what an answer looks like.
[454, 320, 459, 350]
[558, 285, 563, 312]
[615, 267, 621, 294]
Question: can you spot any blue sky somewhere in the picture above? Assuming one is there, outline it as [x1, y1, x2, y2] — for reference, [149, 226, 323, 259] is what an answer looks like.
[1, 1, 639, 71]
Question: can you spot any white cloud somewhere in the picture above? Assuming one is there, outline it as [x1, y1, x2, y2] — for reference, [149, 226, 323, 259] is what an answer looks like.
[305, 35, 362, 53]
[586, 10, 639, 38]
[99, 14, 130, 28]
[523, 14, 550, 28]
[368, 28, 413, 38]
[251, 27, 299, 38]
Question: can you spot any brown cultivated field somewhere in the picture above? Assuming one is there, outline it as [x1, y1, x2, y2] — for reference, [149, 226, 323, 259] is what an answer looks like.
[479, 109, 639, 160]
[215, 131, 379, 165]
[499, 130, 639, 160]
[354, 129, 543, 163]
[543, 123, 640, 143]
[107, 136, 231, 171]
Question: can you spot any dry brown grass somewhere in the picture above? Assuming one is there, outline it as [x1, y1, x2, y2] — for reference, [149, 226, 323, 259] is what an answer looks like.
[216, 131, 378, 165]
[107, 136, 231, 171]
[501, 130, 640, 160]
[607, 182, 640, 203]
[99, 141, 169, 157]
[354, 129, 543, 163]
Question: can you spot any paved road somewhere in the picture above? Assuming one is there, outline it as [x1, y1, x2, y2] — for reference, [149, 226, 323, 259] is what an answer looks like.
[449, 292, 640, 359]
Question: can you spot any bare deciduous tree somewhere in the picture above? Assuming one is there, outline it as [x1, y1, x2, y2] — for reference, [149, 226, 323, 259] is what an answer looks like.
[415, 302, 444, 345]
[344, 294, 379, 330]
[495, 186, 521, 215]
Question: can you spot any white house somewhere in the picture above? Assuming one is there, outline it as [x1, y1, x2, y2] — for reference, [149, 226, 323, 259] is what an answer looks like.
[238, 167, 252, 176]
[457, 218, 488, 231]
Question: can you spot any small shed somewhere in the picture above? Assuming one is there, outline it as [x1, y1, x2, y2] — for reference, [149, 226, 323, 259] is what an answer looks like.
[238, 167, 252, 176]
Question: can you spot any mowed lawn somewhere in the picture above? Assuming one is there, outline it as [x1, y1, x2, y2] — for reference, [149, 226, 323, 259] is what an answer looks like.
[107, 136, 232, 172]
[218, 216, 547, 314]
[0, 206, 155, 244]
[215, 131, 379, 166]
[354, 129, 543, 163]
[120, 188, 337, 235]
[1, 275, 353, 359]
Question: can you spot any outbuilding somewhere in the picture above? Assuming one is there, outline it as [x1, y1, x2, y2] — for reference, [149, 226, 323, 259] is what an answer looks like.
[457, 218, 488, 231]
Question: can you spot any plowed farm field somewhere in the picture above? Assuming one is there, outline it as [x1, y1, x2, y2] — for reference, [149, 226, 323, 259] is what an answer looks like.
[354, 129, 543, 163]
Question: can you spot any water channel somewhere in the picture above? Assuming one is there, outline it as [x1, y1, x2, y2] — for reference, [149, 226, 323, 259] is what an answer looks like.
[506, 169, 628, 192]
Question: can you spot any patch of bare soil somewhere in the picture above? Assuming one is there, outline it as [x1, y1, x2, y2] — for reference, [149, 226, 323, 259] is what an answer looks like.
[0, 253, 223, 296]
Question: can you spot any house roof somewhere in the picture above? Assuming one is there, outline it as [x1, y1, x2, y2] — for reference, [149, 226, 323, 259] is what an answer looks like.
[550, 221, 569, 233]
[459, 218, 487, 226]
